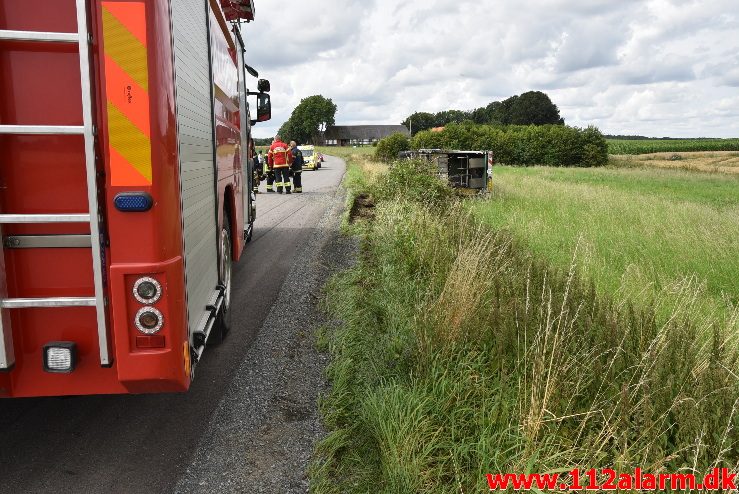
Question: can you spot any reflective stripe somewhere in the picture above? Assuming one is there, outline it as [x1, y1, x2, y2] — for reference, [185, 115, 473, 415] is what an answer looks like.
[102, 1, 152, 186]
[102, 5, 148, 90]
[107, 102, 152, 182]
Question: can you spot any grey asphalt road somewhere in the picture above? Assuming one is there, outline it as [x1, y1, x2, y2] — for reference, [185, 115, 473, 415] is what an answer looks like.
[0, 156, 347, 494]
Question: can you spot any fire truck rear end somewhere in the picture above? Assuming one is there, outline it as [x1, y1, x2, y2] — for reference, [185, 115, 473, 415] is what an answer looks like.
[0, 0, 271, 397]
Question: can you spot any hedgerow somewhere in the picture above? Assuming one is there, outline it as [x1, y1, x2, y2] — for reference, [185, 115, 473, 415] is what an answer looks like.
[374, 133, 411, 162]
[411, 123, 609, 167]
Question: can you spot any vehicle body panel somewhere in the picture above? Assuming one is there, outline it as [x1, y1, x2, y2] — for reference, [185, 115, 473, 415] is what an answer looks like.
[0, 0, 253, 397]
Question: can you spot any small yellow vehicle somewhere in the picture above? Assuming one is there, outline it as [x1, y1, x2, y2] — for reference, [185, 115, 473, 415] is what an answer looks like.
[299, 145, 321, 170]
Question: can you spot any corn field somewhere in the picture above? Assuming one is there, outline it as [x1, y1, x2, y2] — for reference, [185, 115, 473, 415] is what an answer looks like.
[608, 138, 739, 155]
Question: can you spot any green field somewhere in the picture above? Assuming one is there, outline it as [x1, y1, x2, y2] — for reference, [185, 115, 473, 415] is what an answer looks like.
[317, 145, 375, 158]
[312, 156, 739, 493]
[607, 138, 739, 155]
[474, 166, 739, 321]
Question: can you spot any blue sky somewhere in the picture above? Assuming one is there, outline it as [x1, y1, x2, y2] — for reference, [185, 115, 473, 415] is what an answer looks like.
[243, 0, 739, 138]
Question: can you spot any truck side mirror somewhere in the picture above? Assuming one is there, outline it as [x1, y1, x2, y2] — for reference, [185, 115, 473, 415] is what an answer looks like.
[245, 64, 259, 78]
[257, 79, 270, 93]
[256, 93, 271, 123]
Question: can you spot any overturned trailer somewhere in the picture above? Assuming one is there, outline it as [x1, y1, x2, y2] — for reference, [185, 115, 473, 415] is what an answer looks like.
[399, 149, 493, 191]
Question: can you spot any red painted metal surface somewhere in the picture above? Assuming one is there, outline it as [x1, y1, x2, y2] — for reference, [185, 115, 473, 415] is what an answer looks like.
[210, 5, 245, 259]
[0, 0, 252, 397]
[0, 0, 111, 397]
[220, 0, 255, 22]
[98, 0, 191, 396]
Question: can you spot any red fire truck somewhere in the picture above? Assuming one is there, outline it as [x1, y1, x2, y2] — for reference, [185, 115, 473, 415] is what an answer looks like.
[0, 0, 271, 397]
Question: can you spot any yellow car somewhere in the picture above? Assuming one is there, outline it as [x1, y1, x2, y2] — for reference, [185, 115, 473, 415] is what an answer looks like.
[299, 145, 321, 170]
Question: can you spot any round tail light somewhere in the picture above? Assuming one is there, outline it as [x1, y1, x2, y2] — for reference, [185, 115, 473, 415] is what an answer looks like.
[133, 277, 161, 304]
[135, 307, 164, 334]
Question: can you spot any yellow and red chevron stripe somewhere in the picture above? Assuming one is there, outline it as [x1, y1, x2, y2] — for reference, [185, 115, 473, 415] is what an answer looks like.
[101, 1, 152, 186]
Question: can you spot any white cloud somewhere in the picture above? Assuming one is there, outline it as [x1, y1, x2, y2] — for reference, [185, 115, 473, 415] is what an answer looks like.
[244, 0, 739, 138]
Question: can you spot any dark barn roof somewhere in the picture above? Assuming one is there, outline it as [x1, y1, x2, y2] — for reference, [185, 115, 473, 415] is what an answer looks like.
[325, 125, 410, 141]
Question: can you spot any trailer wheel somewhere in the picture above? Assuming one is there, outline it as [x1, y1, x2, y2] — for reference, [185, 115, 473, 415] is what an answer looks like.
[210, 211, 233, 345]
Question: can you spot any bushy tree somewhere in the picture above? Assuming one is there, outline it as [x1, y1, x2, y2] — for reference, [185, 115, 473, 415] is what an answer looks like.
[402, 91, 565, 131]
[277, 119, 299, 142]
[485, 101, 506, 125]
[578, 126, 609, 167]
[401, 112, 435, 136]
[470, 107, 490, 124]
[375, 133, 410, 162]
[498, 96, 519, 125]
[509, 91, 564, 125]
[279, 95, 337, 144]
[434, 110, 470, 127]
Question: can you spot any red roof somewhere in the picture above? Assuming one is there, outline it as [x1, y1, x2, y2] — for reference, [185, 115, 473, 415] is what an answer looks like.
[220, 0, 255, 21]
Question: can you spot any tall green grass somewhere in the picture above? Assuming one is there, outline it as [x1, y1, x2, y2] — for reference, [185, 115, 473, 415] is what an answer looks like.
[475, 166, 739, 323]
[608, 138, 739, 155]
[311, 160, 739, 493]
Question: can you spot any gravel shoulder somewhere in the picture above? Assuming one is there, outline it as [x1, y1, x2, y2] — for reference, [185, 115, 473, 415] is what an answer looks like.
[174, 157, 356, 493]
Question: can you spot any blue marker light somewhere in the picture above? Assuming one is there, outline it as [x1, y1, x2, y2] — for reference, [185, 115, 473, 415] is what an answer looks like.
[114, 193, 153, 212]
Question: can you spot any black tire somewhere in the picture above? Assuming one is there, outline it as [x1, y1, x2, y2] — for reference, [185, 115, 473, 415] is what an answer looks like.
[209, 210, 233, 346]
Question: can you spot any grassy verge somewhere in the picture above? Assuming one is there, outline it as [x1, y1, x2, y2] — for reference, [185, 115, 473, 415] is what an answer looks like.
[311, 158, 739, 493]
[318, 147, 385, 230]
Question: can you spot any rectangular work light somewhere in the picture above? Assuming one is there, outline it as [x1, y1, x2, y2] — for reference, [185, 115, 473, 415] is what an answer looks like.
[43, 342, 77, 373]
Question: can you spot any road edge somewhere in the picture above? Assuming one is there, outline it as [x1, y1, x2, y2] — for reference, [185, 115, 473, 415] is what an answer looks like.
[174, 157, 355, 493]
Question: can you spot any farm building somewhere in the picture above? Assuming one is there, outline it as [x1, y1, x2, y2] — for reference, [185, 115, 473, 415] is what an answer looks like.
[324, 125, 410, 146]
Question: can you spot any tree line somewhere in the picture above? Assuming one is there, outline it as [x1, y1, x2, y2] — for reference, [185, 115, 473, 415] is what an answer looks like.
[402, 91, 564, 136]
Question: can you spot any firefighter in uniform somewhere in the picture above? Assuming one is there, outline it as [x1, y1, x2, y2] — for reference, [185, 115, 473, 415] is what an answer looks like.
[263, 149, 276, 192]
[289, 141, 304, 193]
[267, 135, 293, 194]
[264, 157, 275, 192]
